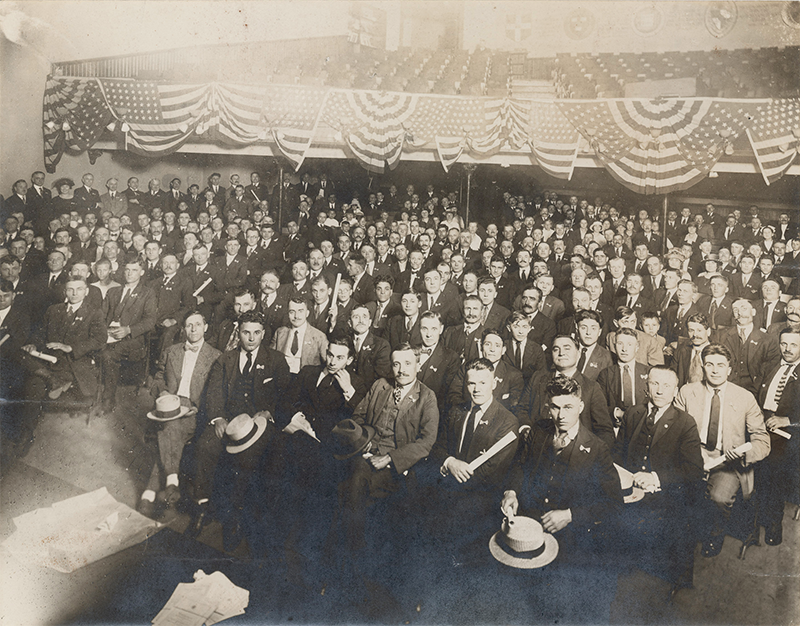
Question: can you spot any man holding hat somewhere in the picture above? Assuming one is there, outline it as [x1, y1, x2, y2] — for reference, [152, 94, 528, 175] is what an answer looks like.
[188, 310, 290, 549]
[138, 311, 221, 518]
[502, 375, 622, 556]
[335, 343, 439, 559]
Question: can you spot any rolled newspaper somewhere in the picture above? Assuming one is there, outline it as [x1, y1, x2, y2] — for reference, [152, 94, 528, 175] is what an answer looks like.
[771, 428, 791, 440]
[30, 349, 58, 364]
[468, 430, 517, 471]
[192, 277, 213, 298]
[704, 442, 753, 471]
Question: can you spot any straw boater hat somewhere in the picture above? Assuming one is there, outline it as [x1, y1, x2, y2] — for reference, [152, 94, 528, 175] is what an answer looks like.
[147, 394, 192, 422]
[225, 413, 268, 454]
[331, 419, 376, 460]
[616, 465, 646, 504]
[489, 516, 559, 569]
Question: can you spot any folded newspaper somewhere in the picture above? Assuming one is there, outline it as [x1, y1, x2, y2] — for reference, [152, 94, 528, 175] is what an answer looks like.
[2, 487, 162, 573]
[152, 570, 249, 626]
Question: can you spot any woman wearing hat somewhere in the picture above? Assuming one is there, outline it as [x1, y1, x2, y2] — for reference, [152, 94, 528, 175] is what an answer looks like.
[50, 177, 76, 221]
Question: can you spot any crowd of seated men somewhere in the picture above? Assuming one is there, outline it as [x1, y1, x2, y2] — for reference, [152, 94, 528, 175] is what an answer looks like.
[0, 168, 798, 614]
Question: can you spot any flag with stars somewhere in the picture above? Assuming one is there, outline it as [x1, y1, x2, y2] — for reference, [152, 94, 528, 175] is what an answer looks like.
[529, 102, 580, 180]
[558, 99, 758, 194]
[321, 90, 419, 173]
[42, 77, 113, 172]
[746, 99, 800, 185]
[468, 99, 531, 156]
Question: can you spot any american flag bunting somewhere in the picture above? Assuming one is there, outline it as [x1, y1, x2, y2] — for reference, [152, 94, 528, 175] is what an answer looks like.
[746, 99, 800, 185]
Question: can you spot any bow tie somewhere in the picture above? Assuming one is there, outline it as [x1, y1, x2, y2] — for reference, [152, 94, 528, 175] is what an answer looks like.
[420, 348, 432, 355]
[184, 343, 200, 352]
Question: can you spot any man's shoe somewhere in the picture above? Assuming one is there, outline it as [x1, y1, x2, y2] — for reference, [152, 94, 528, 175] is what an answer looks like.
[48, 381, 72, 400]
[160, 485, 181, 507]
[185, 503, 210, 538]
[765, 522, 783, 546]
[137, 498, 156, 519]
[702, 534, 725, 558]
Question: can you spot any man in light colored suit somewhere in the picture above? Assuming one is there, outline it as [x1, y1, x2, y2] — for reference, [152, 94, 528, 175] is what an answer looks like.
[673, 344, 770, 557]
[100, 177, 129, 218]
[535, 274, 565, 322]
[271, 296, 327, 374]
[139, 311, 221, 518]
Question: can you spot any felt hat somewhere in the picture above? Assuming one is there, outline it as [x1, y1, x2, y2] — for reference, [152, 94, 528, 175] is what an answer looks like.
[489, 516, 559, 569]
[147, 394, 192, 422]
[616, 464, 646, 504]
[331, 419, 376, 460]
[225, 413, 268, 454]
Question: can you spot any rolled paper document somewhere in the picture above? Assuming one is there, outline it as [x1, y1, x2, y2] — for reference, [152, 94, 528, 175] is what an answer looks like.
[771, 428, 791, 440]
[468, 430, 517, 471]
[30, 349, 58, 364]
[0, 334, 9, 347]
[704, 442, 753, 471]
[193, 277, 213, 297]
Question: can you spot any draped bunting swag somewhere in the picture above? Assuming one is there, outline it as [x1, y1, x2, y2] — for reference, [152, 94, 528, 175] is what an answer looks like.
[43, 76, 799, 194]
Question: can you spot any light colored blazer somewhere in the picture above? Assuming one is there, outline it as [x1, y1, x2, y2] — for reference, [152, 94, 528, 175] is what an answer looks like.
[151, 341, 221, 408]
[673, 381, 770, 497]
[271, 323, 328, 369]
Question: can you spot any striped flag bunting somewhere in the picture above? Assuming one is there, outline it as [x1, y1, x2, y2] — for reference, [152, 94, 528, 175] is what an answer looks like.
[41, 75, 797, 195]
[529, 101, 580, 180]
[321, 91, 419, 173]
[558, 98, 759, 195]
[746, 99, 800, 185]
[43, 77, 114, 172]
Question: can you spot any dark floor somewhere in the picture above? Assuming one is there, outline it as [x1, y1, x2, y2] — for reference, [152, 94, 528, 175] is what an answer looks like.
[1, 382, 798, 625]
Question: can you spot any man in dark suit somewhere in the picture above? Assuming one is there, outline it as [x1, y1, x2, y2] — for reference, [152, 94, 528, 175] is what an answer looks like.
[478, 277, 511, 332]
[720, 298, 781, 396]
[442, 295, 484, 364]
[596, 329, 649, 424]
[661, 280, 704, 347]
[19, 278, 107, 438]
[576, 309, 614, 382]
[753, 279, 787, 331]
[26, 172, 51, 231]
[347, 253, 376, 306]
[697, 274, 737, 341]
[182, 246, 225, 324]
[212, 288, 259, 353]
[416, 311, 460, 417]
[503, 311, 546, 384]
[282, 221, 307, 264]
[188, 310, 291, 544]
[757, 327, 800, 546]
[282, 334, 368, 570]
[613, 366, 704, 588]
[350, 304, 392, 391]
[29, 250, 69, 312]
[335, 343, 439, 557]
[502, 375, 622, 557]
[203, 172, 227, 209]
[386, 291, 423, 350]
[72, 173, 101, 214]
[151, 254, 196, 365]
[0, 280, 33, 455]
[449, 328, 524, 412]
[100, 259, 158, 412]
[614, 274, 654, 321]
[255, 269, 287, 332]
[729, 254, 762, 301]
[396, 250, 426, 295]
[366, 274, 401, 338]
[139, 311, 221, 518]
[420, 268, 461, 328]
[426, 357, 519, 554]
[245, 172, 269, 205]
[516, 335, 615, 448]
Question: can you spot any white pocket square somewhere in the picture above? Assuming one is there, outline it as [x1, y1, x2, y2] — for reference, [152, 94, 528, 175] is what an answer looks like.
[263, 377, 273, 383]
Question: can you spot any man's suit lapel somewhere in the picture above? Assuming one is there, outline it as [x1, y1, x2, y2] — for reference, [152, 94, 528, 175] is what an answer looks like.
[651, 405, 677, 447]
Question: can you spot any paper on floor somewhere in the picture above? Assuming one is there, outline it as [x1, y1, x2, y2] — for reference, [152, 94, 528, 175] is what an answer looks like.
[152, 570, 249, 626]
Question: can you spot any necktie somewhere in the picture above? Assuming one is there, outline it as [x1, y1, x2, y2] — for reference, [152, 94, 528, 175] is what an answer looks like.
[48, 274, 56, 289]
[738, 327, 747, 344]
[576, 346, 587, 373]
[354, 335, 363, 354]
[406, 317, 413, 332]
[515, 340, 523, 370]
[420, 348, 432, 356]
[622, 364, 633, 407]
[243, 350, 252, 375]
[707, 389, 721, 450]
[773, 364, 793, 407]
[709, 300, 718, 328]
[626, 296, 633, 308]
[553, 431, 570, 452]
[393, 384, 404, 405]
[291, 329, 299, 355]
[225, 323, 240, 352]
[460, 405, 481, 455]
[185, 342, 200, 353]
[119, 288, 130, 309]
[689, 349, 704, 383]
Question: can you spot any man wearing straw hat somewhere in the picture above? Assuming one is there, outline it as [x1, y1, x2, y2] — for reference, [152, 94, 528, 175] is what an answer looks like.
[188, 310, 290, 549]
[137, 310, 221, 519]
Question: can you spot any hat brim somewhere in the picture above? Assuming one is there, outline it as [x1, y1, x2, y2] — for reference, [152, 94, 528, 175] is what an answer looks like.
[624, 487, 646, 504]
[147, 405, 193, 422]
[489, 532, 559, 570]
[226, 415, 268, 454]
[332, 424, 376, 460]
